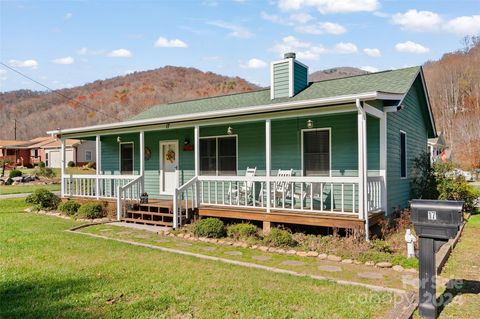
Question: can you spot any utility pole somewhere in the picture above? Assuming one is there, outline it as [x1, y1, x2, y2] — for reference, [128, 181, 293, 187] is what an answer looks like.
[14, 119, 17, 140]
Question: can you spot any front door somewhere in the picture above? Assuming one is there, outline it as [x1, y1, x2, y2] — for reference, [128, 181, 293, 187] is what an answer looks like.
[159, 140, 179, 195]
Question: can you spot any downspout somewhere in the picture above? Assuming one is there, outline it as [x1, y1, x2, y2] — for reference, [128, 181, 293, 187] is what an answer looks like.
[356, 99, 370, 241]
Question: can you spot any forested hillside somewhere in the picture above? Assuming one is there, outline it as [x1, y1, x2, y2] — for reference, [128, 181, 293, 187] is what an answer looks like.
[0, 66, 258, 140]
[424, 36, 480, 169]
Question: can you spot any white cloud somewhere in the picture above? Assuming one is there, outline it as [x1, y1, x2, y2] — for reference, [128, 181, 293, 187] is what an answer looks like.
[107, 49, 132, 57]
[278, 0, 379, 14]
[63, 12, 72, 20]
[0, 69, 6, 75]
[363, 48, 381, 57]
[289, 13, 313, 24]
[0, 69, 6, 81]
[8, 59, 38, 69]
[334, 42, 358, 54]
[271, 35, 327, 60]
[360, 66, 379, 73]
[295, 22, 346, 35]
[207, 20, 254, 39]
[240, 58, 267, 69]
[77, 47, 105, 55]
[391, 9, 442, 32]
[445, 15, 480, 35]
[52, 56, 74, 65]
[154, 36, 188, 48]
[395, 41, 429, 54]
[261, 11, 284, 24]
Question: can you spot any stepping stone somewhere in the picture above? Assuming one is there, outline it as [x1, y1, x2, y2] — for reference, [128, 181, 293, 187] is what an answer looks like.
[318, 265, 342, 272]
[155, 239, 170, 243]
[401, 275, 419, 287]
[99, 229, 112, 232]
[281, 260, 305, 266]
[117, 231, 131, 235]
[200, 246, 216, 251]
[357, 272, 384, 280]
[175, 242, 192, 247]
[134, 234, 151, 239]
[224, 251, 243, 256]
[252, 255, 272, 261]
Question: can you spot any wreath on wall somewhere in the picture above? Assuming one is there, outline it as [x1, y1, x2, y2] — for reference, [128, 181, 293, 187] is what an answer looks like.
[165, 149, 176, 163]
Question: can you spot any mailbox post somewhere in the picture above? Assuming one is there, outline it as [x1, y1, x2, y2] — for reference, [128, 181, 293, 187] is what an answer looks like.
[411, 199, 464, 319]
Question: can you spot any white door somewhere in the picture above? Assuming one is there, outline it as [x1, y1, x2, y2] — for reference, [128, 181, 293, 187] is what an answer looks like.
[159, 141, 179, 195]
[48, 150, 60, 168]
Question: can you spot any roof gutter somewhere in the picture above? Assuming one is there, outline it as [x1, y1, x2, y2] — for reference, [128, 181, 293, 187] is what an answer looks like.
[47, 91, 403, 136]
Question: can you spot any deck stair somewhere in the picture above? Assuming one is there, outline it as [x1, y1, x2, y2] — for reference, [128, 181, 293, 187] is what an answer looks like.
[120, 200, 194, 227]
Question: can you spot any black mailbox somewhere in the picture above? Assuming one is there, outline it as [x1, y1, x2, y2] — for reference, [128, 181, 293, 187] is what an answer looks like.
[411, 199, 464, 240]
[410, 199, 464, 319]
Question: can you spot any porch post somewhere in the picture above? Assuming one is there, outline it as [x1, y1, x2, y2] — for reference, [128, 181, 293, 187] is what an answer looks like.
[139, 131, 145, 194]
[194, 125, 200, 208]
[379, 114, 387, 212]
[356, 99, 369, 240]
[265, 119, 271, 213]
[95, 135, 101, 199]
[60, 138, 66, 198]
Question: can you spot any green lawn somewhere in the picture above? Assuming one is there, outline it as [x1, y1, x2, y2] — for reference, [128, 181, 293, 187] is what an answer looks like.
[0, 198, 393, 319]
[0, 183, 60, 195]
[13, 167, 95, 176]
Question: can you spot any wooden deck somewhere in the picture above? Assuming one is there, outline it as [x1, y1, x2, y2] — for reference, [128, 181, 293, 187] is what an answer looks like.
[198, 205, 384, 230]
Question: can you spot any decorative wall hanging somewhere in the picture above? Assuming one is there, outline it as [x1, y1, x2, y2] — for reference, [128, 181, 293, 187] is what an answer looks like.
[144, 147, 151, 161]
[165, 148, 176, 163]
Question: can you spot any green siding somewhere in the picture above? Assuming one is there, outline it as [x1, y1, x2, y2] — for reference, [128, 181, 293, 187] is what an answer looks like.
[367, 115, 380, 175]
[273, 61, 290, 98]
[386, 76, 429, 214]
[293, 62, 308, 95]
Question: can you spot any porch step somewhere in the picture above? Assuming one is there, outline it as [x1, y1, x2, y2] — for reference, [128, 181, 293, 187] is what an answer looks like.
[120, 217, 173, 227]
[128, 210, 173, 218]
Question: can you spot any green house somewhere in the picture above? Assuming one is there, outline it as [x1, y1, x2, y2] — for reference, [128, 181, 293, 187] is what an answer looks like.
[48, 53, 436, 239]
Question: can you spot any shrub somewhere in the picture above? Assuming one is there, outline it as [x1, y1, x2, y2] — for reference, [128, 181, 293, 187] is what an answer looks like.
[67, 161, 75, 167]
[263, 228, 297, 247]
[9, 169, 22, 178]
[77, 202, 105, 219]
[58, 200, 81, 216]
[411, 152, 438, 199]
[25, 188, 60, 210]
[4, 178, 13, 185]
[370, 239, 392, 253]
[38, 161, 46, 168]
[193, 218, 226, 238]
[36, 167, 56, 178]
[86, 161, 96, 169]
[227, 223, 258, 239]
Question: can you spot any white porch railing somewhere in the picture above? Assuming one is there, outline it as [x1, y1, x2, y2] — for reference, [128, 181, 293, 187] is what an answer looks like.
[116, 175, 144, 220]
[196, 175, 362, 216]
[173, 176, 199, 228]
[63, 174, 140, 199]
[366, 176, 384, 212]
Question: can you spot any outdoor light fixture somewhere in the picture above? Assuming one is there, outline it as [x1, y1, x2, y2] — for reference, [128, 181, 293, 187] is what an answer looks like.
[116, 136, 122, 143]
[307, 119, 314, 129]
[227, 126, 233, 135]
[184, 138, 190, 145]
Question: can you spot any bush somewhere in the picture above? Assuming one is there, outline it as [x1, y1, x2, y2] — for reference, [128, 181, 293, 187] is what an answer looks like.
[411, 152, 438, 199]
[370, 239, 392, 253]
[77, 202, 105, 219]
[263, 228, 297, 247]
[58, 200, 81, 216]
[38, 161, 46, 168]
[86, 161, 96, 169]
[67, 161, 75, 167]
[4, 178, 13, 185]
[193, 218, 226, 238]
[25, 188, 60, 210]
[9, 169, 22, 178]
[435, 163, 479, 212]
[227, 223, 258, 239]
[36, 167, 56, 178]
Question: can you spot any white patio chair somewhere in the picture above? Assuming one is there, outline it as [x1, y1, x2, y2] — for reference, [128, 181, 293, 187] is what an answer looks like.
[272, 169, 293, 207]
[229, 167, 257, 205]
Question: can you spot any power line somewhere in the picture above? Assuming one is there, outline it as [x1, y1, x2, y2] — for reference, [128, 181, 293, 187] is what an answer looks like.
[0, 62, 122, 121]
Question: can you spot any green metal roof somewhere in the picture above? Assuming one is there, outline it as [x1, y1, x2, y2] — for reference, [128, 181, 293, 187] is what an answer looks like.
[132, 66, 421, 121]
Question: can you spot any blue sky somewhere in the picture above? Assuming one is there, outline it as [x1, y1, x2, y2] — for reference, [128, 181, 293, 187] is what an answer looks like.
[1, 0, 479, 91]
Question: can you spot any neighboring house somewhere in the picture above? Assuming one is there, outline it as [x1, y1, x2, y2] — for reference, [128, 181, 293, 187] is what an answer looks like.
[428, 133, 448, 164]
[47, 53, 436, 239]
[0, 137, 96, 168]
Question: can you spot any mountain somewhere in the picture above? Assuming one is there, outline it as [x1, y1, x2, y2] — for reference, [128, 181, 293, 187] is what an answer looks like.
[423, 36, 480, 169]
[0, 66, 258, 140]
[310, 67, 368, 82]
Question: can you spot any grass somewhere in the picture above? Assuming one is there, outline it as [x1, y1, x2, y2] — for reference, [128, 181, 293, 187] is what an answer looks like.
[0, 183, 60, 195]
[412, 214, 480, 319]
[13, 167, 94, 176]
[0, 198, 393, 319]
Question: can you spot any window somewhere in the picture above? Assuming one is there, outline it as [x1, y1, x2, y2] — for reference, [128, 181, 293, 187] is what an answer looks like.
[303, 129, 330, 176]
[200, 136, 237, 176]
[120, 143, 134, 174]
[400, 131, 407, 178]
[85, 150, 92, 162]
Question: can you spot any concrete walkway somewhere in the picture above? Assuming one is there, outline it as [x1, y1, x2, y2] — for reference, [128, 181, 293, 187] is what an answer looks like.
[0, 191, 60, 199]
[109, 221, 170, 233]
